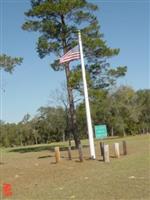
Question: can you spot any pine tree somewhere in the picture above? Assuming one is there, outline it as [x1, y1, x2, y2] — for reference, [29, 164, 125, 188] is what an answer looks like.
[22, 0, 126, 147]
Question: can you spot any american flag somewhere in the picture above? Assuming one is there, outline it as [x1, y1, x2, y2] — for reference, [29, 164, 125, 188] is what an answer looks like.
[59, 45, 80, 64]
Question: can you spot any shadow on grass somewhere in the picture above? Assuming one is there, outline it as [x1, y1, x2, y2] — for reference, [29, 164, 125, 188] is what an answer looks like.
[95, 136, 121, 142]
[38, 155, 77, 159]
[110, 155, 116, 158]
[98, 159, 104, 162]
[75, 160, 83, 163]
[9, 145, 57, 153]
[9, 144, 89, 154]
[38, 155, 53, 159]
[110, 154, 124, 158]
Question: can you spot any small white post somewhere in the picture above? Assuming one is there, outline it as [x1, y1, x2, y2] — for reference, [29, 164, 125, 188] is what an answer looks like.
[78, 30, 96, 159]
[114, 143, 120, 158]
[55, 147, 60, 163]
[104, 144, 110, 163]
[122, 141, 127, 155]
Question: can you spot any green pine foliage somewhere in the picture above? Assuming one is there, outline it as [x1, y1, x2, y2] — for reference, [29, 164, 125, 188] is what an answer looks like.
[0, 54, 23, 73]
[22, 0, 126, 89]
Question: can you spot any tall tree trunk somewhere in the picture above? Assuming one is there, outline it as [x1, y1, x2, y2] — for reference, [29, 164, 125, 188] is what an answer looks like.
[111, 127, 114, 137]
[142, 128, 145, 134]
[34, 136, 38, 145]
[123, 127, 126, 137]
[62, 133, 65, 142]
[65, 64, 80, 148]
[19, 135, 23, 146]
[60, 14, 80, 148]
[33, 130, 38, 144]
[65, 108, 71, 146]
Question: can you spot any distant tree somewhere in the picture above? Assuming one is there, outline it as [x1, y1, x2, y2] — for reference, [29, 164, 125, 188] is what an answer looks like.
[0, 54, 23, 73]
[36, 106, 66, 142]
[136, 89, 150, 134]
[0, 88, 149, 147]
[109, 86, 142, 136]
[21, 113, 31, 124]
[77, 86, 146, 137]
[49, 82, 81, 142]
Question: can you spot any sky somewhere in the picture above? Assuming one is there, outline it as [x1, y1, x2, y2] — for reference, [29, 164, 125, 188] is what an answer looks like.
[0, 0, 149, 123]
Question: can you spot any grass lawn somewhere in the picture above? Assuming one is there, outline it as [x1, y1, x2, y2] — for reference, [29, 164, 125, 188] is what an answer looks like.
[0, 135, 150, 200]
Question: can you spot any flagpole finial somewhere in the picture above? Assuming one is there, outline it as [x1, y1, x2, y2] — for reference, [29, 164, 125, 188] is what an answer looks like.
[78, 30, 81, 41]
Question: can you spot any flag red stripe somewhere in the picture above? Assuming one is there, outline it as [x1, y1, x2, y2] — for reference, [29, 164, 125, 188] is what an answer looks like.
[61, 54, 80, 60]
[60, 57, 80, 63]
[60, 55, 80, 61]
[59, 45, 80, 64]
[61, 52, 80, 59]
[60, 53, 80, 63]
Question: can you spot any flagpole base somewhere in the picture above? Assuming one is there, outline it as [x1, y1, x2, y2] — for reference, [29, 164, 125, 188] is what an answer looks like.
[90, 156, 96, 160]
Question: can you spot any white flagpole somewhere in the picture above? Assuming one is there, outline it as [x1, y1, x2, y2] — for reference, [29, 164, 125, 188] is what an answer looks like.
[78, 30, 96, 159]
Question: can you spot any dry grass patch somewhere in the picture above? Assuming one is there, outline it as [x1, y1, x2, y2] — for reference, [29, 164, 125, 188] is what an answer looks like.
[1, 135, 150, 200]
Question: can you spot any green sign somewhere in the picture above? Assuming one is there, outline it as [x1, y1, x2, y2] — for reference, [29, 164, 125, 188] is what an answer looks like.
[95, 125, 107, 139]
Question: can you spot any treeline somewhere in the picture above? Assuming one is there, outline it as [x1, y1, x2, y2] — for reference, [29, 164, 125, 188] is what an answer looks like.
[0, 86, 149, 147]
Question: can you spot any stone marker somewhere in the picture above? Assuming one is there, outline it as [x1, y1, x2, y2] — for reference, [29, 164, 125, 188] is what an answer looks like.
[78, 144, 83, 162]
[104, 144, 110, 163]
[68, 146, 72, 160]
[122, 140, 127, 155]
[114, 143, 120, 158]
[100, 142, 104, 159]
[55, 147, 60, 163]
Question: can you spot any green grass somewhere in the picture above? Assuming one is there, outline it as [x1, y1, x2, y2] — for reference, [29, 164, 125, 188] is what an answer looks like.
[0, 135, 150, 200]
